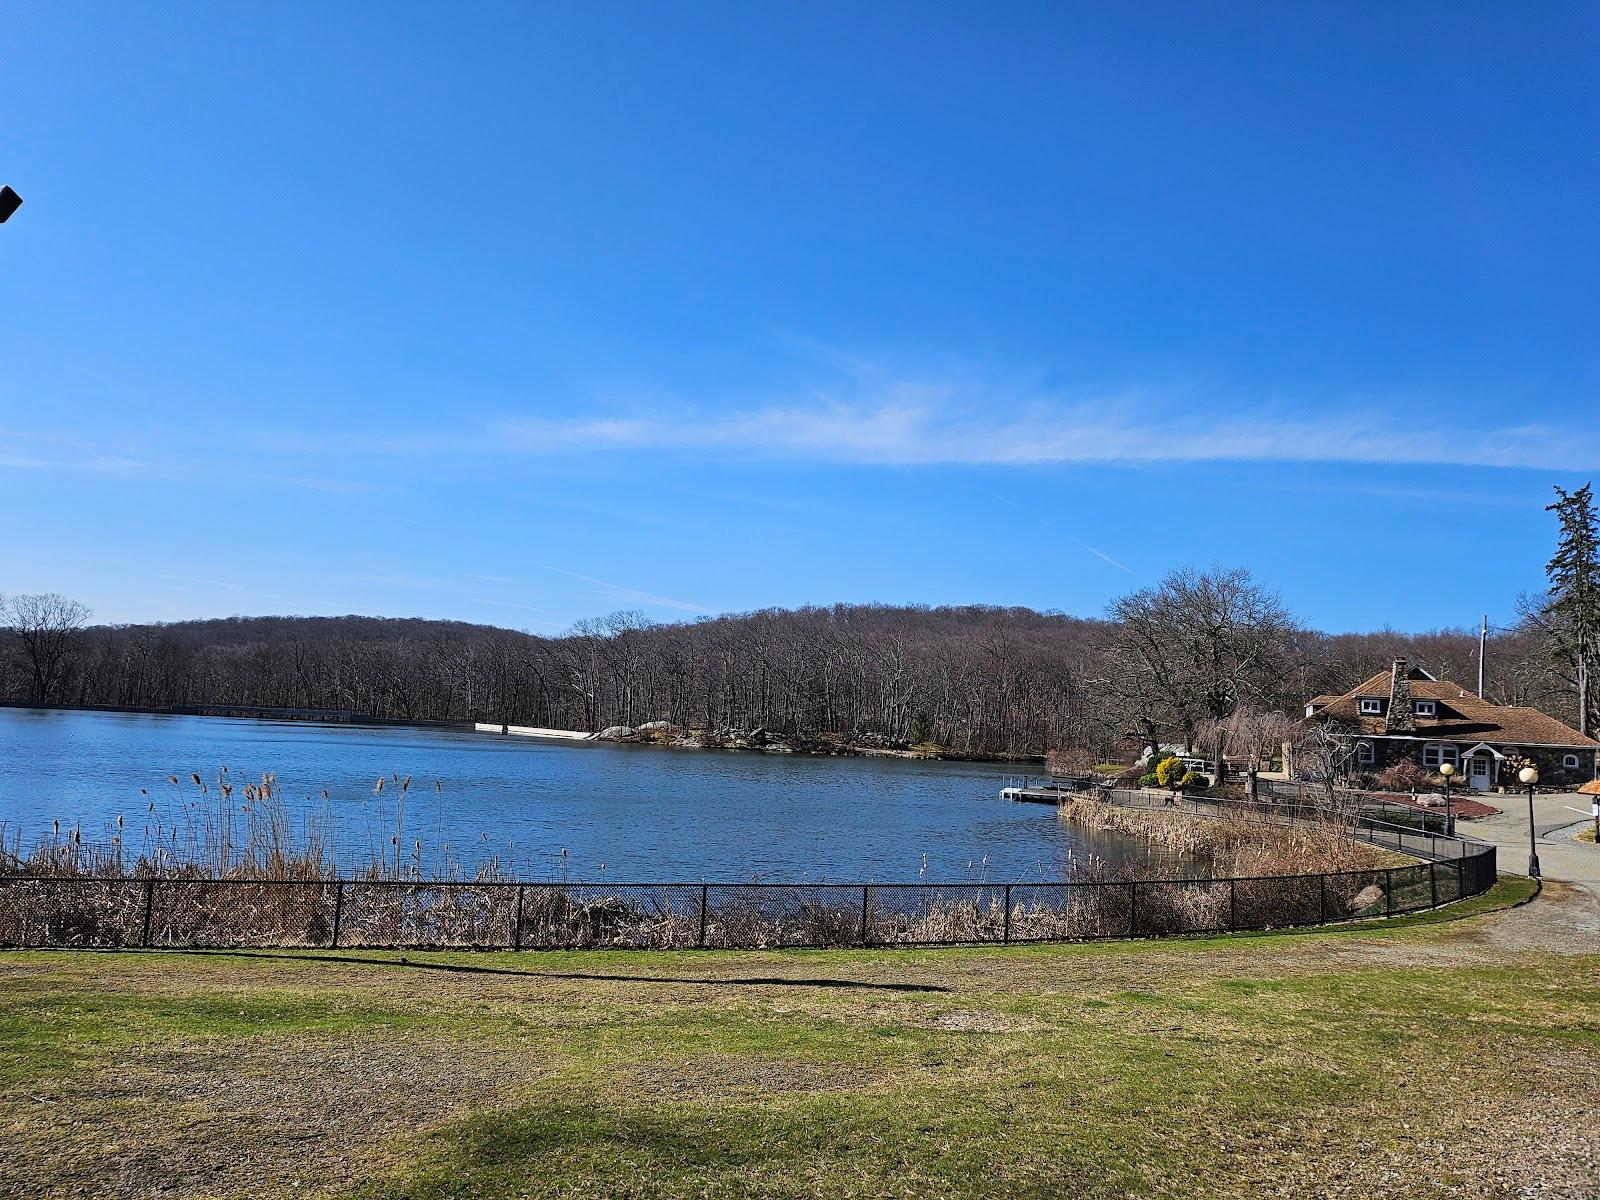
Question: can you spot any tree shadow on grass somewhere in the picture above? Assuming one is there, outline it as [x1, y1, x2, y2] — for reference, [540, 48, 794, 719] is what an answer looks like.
[170, 949, 951, 992]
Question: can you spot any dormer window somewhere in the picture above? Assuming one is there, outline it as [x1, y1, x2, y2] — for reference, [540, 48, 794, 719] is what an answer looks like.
[1415, 700, 1437, 718]
[1359, 698, 1383, 715]
[1564, 753, 1581, 769]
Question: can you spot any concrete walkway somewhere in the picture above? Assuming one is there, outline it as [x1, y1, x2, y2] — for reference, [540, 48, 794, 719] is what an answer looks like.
[472, 722, 592, 741]
[1458, 789, 1600, 893]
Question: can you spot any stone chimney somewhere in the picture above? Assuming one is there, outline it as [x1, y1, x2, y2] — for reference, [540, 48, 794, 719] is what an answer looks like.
[1385, 658, 1415, 733]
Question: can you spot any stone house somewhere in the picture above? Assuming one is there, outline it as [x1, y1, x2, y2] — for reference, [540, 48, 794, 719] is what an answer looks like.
[1300, 658, 1600, 791]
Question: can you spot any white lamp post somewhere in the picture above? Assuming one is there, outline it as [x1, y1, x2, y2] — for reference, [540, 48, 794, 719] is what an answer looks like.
[1438, 762, 1455, 838]
[1518, 765, 1540, 878]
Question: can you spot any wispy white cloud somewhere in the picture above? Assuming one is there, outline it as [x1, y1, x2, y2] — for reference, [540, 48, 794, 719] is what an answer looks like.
[993, 492, 1135, 574]
[474, 597, 554, 615]
[275, 476, 373, 495]
[1073, 540, 1133, 573]
[158, 573, 247, 591]
[540, 565, 710, 614]
[19, 371, 1595, 475]
[493, 396, 1597, 471]
[0, 427, 154, 474]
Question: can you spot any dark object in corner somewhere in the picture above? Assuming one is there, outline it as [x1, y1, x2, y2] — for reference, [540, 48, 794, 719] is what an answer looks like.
[0, 186, 22, 222]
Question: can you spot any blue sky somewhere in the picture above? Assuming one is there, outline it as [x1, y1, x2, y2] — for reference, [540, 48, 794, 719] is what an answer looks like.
[2, 2, 1596, 634]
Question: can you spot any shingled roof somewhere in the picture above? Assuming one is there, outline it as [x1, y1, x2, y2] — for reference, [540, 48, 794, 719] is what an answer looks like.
[1312, 667, 1599, 748]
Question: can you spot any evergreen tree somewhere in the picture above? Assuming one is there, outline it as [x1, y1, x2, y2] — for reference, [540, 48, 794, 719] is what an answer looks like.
[1544, 483, 1600, 736]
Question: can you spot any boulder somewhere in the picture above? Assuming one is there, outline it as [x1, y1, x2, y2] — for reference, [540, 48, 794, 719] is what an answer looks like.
[1347, 884, 1385, 913]
[596, 725, 636, 741]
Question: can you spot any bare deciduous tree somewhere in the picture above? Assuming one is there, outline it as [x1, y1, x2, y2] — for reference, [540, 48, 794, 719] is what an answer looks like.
[3, 593, 92, 704]
[1099, 567, 1300, 753]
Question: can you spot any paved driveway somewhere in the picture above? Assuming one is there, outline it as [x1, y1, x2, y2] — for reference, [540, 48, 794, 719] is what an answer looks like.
[1459, 789, 1600, 893]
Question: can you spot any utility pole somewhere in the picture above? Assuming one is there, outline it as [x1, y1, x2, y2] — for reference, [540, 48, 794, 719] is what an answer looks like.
[1477, 614, 1487, 698]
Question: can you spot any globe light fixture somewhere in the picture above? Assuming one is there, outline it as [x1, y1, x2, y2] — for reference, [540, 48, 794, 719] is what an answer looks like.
[1519, 765, 1540, 878]
[1438, 762, 1455, 838]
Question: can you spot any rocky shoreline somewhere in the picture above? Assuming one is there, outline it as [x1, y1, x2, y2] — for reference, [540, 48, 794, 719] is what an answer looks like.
[587, 721, 1038, 763]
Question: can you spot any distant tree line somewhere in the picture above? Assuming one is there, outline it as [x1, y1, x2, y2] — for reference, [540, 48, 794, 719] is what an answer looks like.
[0, 558, 1587, 759]
[4, 484, 1594, 758]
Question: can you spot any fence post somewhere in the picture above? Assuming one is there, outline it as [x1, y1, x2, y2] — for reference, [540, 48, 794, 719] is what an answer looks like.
[140, 879, 155, 948]
[697, 883, 708, 948]
[513, 884, 525, 951]
[1429, 862, 1438, 909]
[859, 885, 871, 947]
[1319, 873, 1328, 924]
[330, 881, 345, 949]
[1003, 884, 1012, 943]
[1228, 879, 1238, 931]
[1456, 856, 1465, 900]
[1384, 869, 1394, 916]
[1128, 882, 1139, 937]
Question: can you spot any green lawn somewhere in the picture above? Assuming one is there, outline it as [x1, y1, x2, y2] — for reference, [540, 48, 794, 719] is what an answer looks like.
[3, 877, 1598, 1199]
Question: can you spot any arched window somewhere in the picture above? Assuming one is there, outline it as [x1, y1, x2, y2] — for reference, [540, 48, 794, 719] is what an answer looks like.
[1356, 741, 1375, 765]
[1422, 743, 1458, 769]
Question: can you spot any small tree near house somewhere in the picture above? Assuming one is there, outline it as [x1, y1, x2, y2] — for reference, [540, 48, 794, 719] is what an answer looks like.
[1155, 755, 1186, 789]
[1292, 716, 1359, 810]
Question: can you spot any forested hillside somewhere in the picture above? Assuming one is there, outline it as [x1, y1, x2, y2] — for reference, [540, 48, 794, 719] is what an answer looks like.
[0, 582, 1577, 757]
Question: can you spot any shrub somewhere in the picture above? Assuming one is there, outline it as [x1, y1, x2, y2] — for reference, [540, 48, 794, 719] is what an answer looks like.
[1374, 761, 1436, 793]
[1138, 772, 1161, 788]
[1155, 756, 1186, 788]
[1180, 770, 1210, 789]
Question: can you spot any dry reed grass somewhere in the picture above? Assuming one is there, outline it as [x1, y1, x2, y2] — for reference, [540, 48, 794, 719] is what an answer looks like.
[1054, 794, 1390, 878]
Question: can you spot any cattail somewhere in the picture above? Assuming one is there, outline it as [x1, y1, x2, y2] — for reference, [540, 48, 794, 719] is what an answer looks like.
[374, 777, 385, 795]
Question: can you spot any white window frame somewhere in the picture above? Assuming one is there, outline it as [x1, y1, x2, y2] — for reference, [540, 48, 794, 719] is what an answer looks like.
[1414, 700, 1436, 717]
[1359, 698, 1383, 715]
[1422, 743, 1458, 769]
[1356, 741, 1375, 765]
[1564, 753, 1581, 769]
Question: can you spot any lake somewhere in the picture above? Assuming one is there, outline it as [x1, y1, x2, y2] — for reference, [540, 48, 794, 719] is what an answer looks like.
[0, 708, 1167, 882]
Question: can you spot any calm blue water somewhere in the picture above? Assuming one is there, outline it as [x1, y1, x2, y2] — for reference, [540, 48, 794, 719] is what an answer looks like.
[0, 708, 1151, 882]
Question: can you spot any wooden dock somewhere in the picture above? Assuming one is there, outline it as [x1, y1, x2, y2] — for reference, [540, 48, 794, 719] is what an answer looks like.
[999, 785, 1069, 805]
[1000, 776, 1102, 805]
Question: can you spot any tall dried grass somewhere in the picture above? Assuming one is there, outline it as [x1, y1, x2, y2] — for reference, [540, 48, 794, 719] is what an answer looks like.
[0, 769, 495, 884]
[1054, 794, 1391, 878]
